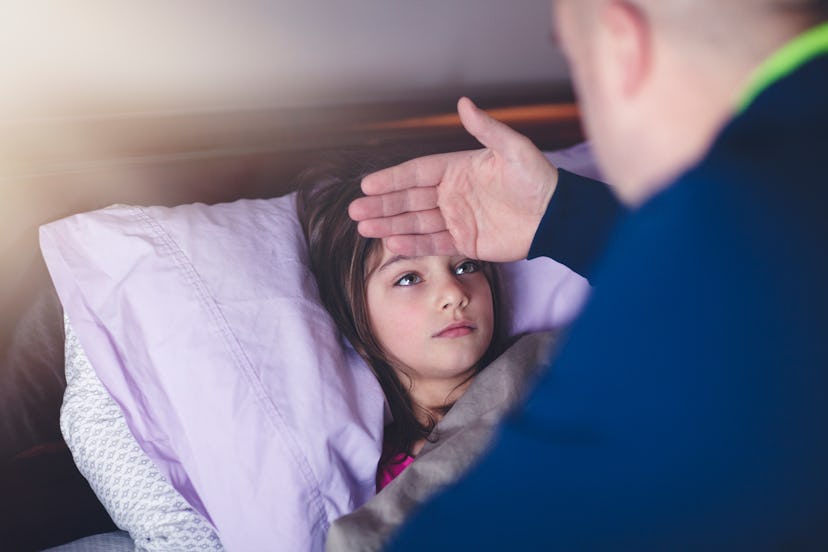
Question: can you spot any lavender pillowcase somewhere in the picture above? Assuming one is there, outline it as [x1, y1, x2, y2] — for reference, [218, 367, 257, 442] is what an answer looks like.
[40, 144, 596, 551]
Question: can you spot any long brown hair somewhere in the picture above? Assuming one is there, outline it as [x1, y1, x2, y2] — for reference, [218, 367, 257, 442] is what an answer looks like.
[296, 152, 505, 462]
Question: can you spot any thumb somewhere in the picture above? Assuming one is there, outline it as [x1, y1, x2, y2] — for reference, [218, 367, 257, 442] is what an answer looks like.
[457, 96, 527, 154]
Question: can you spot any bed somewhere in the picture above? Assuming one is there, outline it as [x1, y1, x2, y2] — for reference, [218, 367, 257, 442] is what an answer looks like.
[0, 93, 592, 551]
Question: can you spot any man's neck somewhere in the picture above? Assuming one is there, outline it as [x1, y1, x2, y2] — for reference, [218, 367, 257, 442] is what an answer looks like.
[624, 26, 806, 205]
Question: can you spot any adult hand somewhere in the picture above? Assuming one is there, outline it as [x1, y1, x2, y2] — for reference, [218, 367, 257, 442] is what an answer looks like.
[349, 97, 560, 262]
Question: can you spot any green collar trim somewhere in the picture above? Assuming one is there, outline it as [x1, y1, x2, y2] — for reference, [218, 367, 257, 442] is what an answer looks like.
[738, 20, 828, 112]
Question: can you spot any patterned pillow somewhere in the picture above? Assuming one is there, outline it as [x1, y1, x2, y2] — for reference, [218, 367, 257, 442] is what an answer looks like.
[61, 315, 224, 552]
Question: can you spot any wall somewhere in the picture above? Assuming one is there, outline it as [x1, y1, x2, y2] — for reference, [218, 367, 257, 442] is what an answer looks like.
[1, 0, 569, 118]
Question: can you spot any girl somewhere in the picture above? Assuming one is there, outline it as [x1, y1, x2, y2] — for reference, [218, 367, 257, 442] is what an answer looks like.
[297, 156, 506, 491]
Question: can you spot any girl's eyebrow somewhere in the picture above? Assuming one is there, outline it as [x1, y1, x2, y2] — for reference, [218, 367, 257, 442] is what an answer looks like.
[378, 255, 414, 272]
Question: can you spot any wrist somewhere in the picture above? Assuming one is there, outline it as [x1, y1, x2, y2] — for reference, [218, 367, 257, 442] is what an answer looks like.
[525, 163, 558, 257]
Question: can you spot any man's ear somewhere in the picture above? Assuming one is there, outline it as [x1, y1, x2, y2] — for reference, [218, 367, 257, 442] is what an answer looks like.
[599, 0, 651, 98]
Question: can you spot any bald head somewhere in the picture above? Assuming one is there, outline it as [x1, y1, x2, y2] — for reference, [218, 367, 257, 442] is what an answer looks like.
[568, 0, 826, 63]
[553, 0, 827, 205]
[641, 0, 824, 61]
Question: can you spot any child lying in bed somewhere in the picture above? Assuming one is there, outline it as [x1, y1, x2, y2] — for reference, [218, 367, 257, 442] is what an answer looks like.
[297, 159, 507, 490]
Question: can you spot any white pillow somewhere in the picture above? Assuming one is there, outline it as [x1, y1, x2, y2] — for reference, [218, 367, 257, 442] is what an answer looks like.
[61, 315, 223, 551]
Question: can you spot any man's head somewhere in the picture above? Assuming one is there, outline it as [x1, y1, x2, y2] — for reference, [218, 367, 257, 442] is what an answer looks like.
[553, 0, 827, 205]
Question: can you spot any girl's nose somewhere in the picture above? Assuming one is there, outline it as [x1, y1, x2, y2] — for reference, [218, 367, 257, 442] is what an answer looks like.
[439, 278, 469, 311]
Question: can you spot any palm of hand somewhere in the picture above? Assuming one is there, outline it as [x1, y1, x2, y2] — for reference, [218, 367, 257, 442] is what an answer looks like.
[352, 98, 558, 262]
[439, 146, 556, 262]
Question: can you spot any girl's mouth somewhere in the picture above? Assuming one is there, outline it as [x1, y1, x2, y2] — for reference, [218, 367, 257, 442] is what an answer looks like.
[434, 322, 476, 338]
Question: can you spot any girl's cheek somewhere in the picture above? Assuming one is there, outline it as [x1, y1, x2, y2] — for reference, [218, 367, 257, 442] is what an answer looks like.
[379, 291, 419, 320]
[391, 301, 420, 321]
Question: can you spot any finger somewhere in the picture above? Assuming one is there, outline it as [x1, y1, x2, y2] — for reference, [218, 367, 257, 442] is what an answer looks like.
[361, 153, 456, 195]
[385, 232, 460, 257]
[457, 96, 530, 154]
[356, 208, 447, 238]
[348, 187, 438, 221]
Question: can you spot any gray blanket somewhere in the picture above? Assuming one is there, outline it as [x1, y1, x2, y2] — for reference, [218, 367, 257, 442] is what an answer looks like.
[326, 331, 557, 552]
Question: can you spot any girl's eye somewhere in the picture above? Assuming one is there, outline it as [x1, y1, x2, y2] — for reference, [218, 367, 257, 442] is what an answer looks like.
[394, 273, 421, 287]
[455, 260, 480, 275]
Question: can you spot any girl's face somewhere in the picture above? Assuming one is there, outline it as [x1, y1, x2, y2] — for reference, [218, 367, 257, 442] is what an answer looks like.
[365, 241, 495, 387]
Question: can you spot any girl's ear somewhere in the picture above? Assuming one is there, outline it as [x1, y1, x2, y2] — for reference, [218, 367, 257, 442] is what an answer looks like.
[598, 0, 652, 98]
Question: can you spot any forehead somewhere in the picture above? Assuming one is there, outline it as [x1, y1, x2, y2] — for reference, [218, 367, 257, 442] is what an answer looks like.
[369, 240, 459, 272]
[376, 239, 462, 262]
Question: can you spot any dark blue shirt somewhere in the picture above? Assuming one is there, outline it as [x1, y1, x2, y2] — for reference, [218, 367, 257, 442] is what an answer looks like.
[388, 53, 828, 551]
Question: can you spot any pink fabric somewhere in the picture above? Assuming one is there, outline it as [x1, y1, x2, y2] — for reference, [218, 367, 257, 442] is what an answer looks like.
[377, 454, 416, 491]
